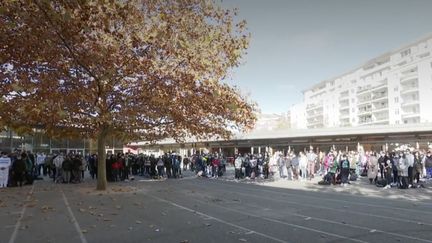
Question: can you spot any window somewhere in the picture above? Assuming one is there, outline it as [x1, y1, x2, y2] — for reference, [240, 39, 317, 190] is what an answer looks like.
[396, 120, 400, 124]
[395, 109, 399, 115]
[394, 87, 398, 92]
[395, 97, 399, 103]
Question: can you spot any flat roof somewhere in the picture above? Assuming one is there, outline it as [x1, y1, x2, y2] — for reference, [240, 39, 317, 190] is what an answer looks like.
[130, 123, 432, 146]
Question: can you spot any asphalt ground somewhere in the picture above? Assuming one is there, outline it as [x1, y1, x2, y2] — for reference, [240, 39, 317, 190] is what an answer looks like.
[1, 171, 432, 243]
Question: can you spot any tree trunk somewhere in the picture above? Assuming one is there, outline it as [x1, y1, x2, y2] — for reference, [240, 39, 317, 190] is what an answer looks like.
[96, 126, 109, 190]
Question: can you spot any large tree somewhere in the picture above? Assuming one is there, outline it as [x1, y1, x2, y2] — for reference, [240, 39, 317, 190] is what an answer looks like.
[0, 0, 256, 190]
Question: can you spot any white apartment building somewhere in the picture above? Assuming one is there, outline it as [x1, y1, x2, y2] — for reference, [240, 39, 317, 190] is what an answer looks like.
[296, 35, 432, 129]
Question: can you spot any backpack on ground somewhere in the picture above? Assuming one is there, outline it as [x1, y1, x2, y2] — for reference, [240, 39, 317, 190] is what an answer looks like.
[349, 173, 358, 181]
[375, 179, 387, 187]
[318, 180, 331, 185]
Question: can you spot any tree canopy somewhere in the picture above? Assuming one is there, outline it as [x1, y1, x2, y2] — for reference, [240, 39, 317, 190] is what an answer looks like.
[0, 0, 257, 189]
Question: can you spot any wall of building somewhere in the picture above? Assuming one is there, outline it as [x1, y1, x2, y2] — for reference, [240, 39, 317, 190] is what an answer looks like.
[293, 35, 432, 129]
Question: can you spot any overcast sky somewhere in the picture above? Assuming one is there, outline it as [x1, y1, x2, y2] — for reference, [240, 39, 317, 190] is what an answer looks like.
[219, 0, 432, 114]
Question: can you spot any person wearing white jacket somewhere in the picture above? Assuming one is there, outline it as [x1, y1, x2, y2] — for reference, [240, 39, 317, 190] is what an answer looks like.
[299, 152, 308, 180]
[397, 153, 409, 189]
[405, 150, 415, 186]
[53, 154, 64, 183]
[234, 155, 243, 180]
[0, 152, 11, 188]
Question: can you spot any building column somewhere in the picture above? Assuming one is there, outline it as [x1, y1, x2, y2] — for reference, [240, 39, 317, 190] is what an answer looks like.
[251, 147, 254, 154]
[258, 147, 261, 154]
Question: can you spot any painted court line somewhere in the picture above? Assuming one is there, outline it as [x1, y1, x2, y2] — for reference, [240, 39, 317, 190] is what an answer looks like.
[194, 180, 432, 226]
[201, 194, 432, 243]
[173, 192, 370, 243]
[216, 179, 432, 214]
[149, 194, 290, 243]
[8, 184, 35, 243]
[60, 188, 88, 243]
[183, 179, 432, 238]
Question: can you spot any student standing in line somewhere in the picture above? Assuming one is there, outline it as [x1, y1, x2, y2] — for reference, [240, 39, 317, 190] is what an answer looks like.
[0, 152, 11, 188]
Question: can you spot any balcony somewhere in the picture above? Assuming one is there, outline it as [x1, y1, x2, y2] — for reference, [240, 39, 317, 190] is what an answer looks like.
[359, 117, 389, 126]
[306, 103, 323, 111]
[358, 109, 372, 115]
[400, 86, 419, 95]
[401, 99, 419, 107]
[371, 83, 388, 92]
[357, 86, 372, 94]
[358, 118, 373, 125]
[403, 117, 420, 124]
[307, 112, 324, 119]
[400, 76, 417, 84]
[339, 91, 349, 98]
[357, 97, 372, 106]
[371, 95, 388, 102]
[307, 119, 324, 126]
[375, 115, 389, 122]
[339, 107, 349, 112]
[400, 72, 417, 82]
[402, 112, 420, 119]
[339, 101, 349, 108]
[340, 112, 350, 118]
[372, 106, 389, 113]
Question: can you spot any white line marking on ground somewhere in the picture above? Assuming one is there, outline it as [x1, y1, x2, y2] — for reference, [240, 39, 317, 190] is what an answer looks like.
[9, 211, 22, 215]
[149, 195, 290, 243]
[60, 188, 88, 243]
[184, 180, 432, 233]
[217, 179, 432, 214]
[8, 184, 35, 243]
[177, 193, 369, 243]
[198, 195, 432, 243]
[201, 180, 432, 225]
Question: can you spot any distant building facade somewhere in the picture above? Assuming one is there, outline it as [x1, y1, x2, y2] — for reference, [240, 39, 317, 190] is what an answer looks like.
[254, 113, 286, 131]
[287, 103, 307, 129]
[291, 35, 432, 129]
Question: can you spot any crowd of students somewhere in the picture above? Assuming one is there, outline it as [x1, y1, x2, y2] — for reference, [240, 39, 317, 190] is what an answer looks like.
[0, 150, 88, 187]
[1, 146, 431, 190]
[218, 147, 432, 189]
[104, 153, 184, 181]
